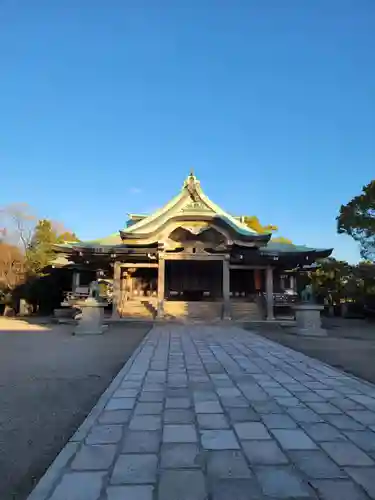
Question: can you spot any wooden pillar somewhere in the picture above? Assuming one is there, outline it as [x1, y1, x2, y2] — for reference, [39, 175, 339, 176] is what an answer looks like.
[72, 271, 80, 292]
[290, 275, 296, 292]
[266, 266, 275, 320]
[222, 258, 231, 319]
[254, 269, 262, 291]
[124, 268, 136, 300]
[157, 256, 165, 318]
[126, 273, 133, 299]
[280, 275, 285, 291]
[111, 261, 121, 319]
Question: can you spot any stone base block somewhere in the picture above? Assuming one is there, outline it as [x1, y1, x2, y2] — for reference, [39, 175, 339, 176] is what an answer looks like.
[54, 307, 75, 319]
[73, 297, 106, 336]
[292, 326, 327, 337]
[292, 304, 327, 337]
[73, 325, 107, 336]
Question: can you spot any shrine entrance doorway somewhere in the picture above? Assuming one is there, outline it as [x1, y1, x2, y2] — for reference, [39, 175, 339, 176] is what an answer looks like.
[165, 260, 223, 301]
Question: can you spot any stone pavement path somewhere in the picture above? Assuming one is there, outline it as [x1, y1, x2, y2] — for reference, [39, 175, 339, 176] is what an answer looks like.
[28, 325, 375, 500]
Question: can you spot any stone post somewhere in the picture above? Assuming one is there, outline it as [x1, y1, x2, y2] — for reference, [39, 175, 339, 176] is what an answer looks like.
[157, 256, 165, 318]
[72, 271, 80, 293]
[290, 275, 296, 292]
[19, 299, 30, 316]
[266, 266, 275, 320]
[222, 258, 231, 320]
[111, 262, 121, 319]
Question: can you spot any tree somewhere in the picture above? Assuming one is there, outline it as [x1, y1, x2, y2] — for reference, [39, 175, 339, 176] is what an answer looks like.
[57, 231, 79, 243]
[27, 219, 58, 274]
[309, 258, 350, 303]
[307, 257, 375, 305]
[0, 204, 79, 314]
[51, 221, 80, 243]
[353, 261, 375, 295]
[337, 180, 375, 261]
[0, 203, 36, 252]
[1, 204, 79, 276]
[16, 220, 80, 313]
[27, 219, 78, 274]
[27, 219, 79, 272]
[272, 236, 293, 244]
[0, 242, 25, 290]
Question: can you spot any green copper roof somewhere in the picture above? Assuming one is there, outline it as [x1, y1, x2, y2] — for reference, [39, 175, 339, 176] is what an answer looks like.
[83, 232, 123, 246]
[219, 215, 266, 237]
[261, 242, 331, 254]
[121, 173, 263, 238]
[54, 232, 122, 251]
[52, 175, 331, 259]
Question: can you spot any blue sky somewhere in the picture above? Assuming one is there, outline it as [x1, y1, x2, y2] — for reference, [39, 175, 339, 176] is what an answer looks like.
[1, 0, 374, 262]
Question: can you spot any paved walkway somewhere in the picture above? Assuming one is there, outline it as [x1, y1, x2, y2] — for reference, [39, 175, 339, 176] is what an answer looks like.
[28, 325, 375, 500]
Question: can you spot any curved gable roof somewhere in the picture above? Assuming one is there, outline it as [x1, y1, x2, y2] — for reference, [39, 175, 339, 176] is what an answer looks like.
[122, 173, 265, 239]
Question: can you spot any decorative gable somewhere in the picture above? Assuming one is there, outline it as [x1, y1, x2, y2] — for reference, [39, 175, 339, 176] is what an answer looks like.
[120, 172, 266, 244]
[180, 199, 215, 213]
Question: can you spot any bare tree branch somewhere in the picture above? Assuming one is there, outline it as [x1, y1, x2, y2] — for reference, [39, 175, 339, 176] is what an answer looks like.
[0, 203, 37, 253]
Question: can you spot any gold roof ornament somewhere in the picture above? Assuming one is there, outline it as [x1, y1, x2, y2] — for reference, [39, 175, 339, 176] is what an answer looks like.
[185, 170, 200, 202]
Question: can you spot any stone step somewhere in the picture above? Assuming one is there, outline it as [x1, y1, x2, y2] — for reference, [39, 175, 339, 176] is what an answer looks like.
[119, 300, 262, 321]
[164, 301, 223, 320]
[120, 300, 156, 318]
[230, 301, 262, 320]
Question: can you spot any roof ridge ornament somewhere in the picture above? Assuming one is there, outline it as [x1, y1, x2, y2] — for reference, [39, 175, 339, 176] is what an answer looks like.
[183, 170, 200, 202]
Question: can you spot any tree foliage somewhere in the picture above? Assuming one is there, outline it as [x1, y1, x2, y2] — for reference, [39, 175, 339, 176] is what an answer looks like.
[57, 231, 79, 243]
[0, 242, 25, 291]
[1, 213, 80, 313]
[310, 258, 351, 302]
[1, 203, 79, 276]
[337, 180, 375, 261]
[272, 236, 293, 244]
[308, 257, 375, 303]
[354, 261, 375, 295]
[27, 220, 58, 274]
[27, 219, 79, 275]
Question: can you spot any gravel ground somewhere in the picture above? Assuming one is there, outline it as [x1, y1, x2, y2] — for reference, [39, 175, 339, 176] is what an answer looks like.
[0, 318, 150, 500]
[250, 318, 375, 384]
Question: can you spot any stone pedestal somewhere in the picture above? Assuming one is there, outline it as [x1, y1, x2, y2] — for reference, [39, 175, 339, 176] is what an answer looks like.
[222, 302, 231, 321]
[293, 304, 327, 336]
[156, 300, 164, 320]
[74, 297, 106, 335]
[340, 303, 349, 318]
[19, 299, 31, 316]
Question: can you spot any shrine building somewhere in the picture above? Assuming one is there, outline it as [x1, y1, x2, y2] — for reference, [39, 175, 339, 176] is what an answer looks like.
[53, 173, 332, 321]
